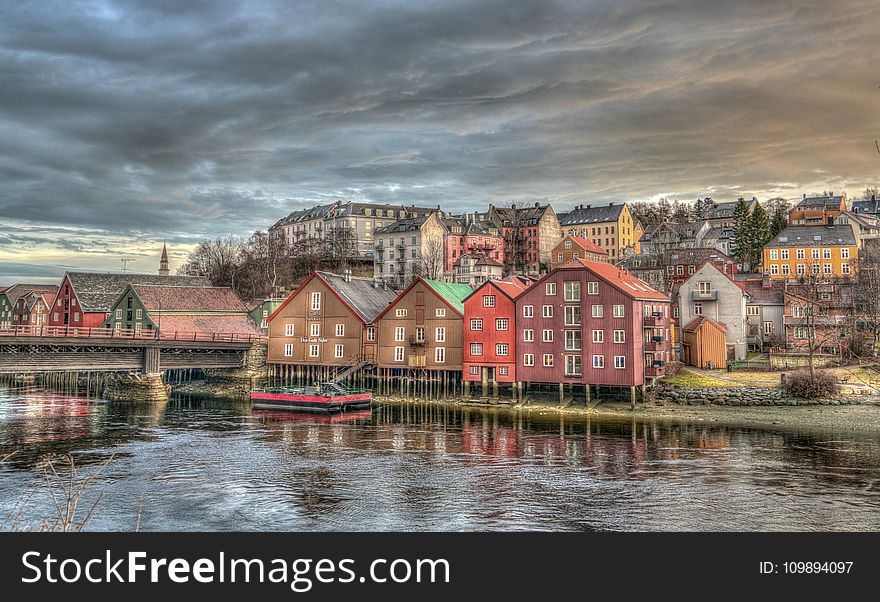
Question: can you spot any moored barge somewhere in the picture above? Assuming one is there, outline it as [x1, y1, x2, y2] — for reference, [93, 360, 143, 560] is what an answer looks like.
[250, 382, 372, 413]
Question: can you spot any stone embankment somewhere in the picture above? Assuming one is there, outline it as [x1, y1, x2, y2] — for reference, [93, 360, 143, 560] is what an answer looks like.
[657, 384, 869, 406]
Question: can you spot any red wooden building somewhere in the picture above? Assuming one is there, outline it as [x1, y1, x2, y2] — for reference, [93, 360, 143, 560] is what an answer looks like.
[49, 272, 211, 329]
[515, 259, 672, 403]
[462, 277, 533, 393]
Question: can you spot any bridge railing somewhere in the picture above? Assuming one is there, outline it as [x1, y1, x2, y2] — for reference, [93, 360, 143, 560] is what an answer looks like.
[0, 325, 266, 343]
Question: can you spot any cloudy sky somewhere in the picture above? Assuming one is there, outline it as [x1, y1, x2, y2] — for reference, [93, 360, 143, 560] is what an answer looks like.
[1, 0, 878, 284]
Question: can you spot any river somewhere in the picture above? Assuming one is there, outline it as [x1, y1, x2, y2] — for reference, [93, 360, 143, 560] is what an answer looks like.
[1, 385, 879, 531]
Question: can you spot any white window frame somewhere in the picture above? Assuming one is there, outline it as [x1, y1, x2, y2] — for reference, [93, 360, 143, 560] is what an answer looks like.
[523, 329, 534, 342]
[335, 344, 344, 358]
[495, 318, 508, 331]
[545, 283, 557, 296]
[592, 354, 605, 369]
[310, 323, 320, 337]
[435, 327, 446, 342]
[435, 347, 446, 363]
[522, 305, 534, 318]
[496, 343, 509, 356]
[614, 330, 625, 343]
[284, 343, 293, 357]
[614, 356, 625, 369]
[310, 292, 321, 311]
[470, 318, 483, 331]
[395, 327, 405, 342]
[542, 354, 554, 367]
[394, 346, 405, 362]
[524, 353, 535, 366]
[309, 344, 320, 357]
[285, 323, 295, 337]
[592, 305, 603, 318]
[335, 323, 345, 337]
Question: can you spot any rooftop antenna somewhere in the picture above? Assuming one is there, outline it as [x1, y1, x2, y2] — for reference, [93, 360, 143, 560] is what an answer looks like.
[120, 258, 134, 273]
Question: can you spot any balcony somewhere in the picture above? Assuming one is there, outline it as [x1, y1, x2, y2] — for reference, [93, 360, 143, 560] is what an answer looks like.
[783, 315, 845, 326]
[643, 315, 664, 327]
[408, 355, 426, 368]
[644, 339, 664, 352]
[408, 335, 426, 347]
[691, 290, 718, 301]
[397, 244, 406, 252]
[645, 364, 666, 377]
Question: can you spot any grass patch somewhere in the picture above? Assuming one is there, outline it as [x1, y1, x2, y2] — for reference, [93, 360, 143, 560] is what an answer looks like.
[664, 369, 736, 388]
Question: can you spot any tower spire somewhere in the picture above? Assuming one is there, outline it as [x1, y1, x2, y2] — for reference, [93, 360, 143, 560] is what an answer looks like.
[159, 241, 169, 276]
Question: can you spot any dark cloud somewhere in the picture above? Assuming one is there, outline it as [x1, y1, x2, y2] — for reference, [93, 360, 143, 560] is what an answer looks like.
[1, 0, 879, 282]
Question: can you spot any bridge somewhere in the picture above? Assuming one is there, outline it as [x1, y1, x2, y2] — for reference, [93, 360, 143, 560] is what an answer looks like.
[0, 326, 265, 375]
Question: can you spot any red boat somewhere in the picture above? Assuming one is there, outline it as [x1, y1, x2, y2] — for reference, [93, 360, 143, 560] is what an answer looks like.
[250, 382, 372, 413]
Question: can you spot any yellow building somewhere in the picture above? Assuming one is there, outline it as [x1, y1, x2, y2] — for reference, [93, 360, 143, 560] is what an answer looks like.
[762, 225, 858, 279]
[557, 202, 641, 260]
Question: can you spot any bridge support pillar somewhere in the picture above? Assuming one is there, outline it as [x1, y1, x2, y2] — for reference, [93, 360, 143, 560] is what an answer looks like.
[103, 372, 171, 402]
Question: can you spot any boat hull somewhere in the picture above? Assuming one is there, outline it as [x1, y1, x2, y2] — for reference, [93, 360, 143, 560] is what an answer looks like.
[250, 391, 372, 413]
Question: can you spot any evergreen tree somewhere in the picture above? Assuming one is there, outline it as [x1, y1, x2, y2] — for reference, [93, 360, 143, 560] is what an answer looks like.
[770, 206, 788, 238]
[729, 198, 752, 268]
[746, 202, 771, 271]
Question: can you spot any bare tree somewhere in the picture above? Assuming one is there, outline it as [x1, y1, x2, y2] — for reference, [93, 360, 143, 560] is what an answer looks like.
[177, 236, 245, 288]
[785, 271, 849, 377]
[417, 236, 446, 281]
[853, 247, 880, 356]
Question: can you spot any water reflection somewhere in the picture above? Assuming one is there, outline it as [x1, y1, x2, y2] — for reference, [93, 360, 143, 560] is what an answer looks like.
[1, 385, 879, 531]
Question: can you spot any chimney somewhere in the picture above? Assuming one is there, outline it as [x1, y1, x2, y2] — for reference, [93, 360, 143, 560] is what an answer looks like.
[586, 204, 592, 209]
[608, 202, 613, 207]
[803, 193, 807, 199]
[535, 202, 540, 208]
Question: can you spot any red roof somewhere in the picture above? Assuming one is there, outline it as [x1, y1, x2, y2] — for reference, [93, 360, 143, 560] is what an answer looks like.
[151, 314, 262, 337]
[566, 236, 608, 255]
[132, 285, 248, 312]
[558, 259, 669, 301]
[683, 315, 727, 333]
[465, 277, 533, 303]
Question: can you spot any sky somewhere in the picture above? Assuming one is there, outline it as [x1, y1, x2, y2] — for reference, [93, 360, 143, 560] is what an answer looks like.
[1, 0, 879, 284]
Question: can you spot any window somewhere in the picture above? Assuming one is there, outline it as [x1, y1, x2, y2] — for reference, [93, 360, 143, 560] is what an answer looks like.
[284, 344, 293, 357]
[523, 329, 534, 342]
[543, 354, 554, 367]
[469, 366, 480, 375]
[564, 305, 581, 326]
[781, 264, 790, 275]
[470, 318, 483, 331]
[614, 356, 625, 369]
[524, 353, 535, 366]
[698, 282, 711, 294]
[498, 366, 509, 376]
[592, 354, 605, 369]
[565, 330, 581, 351]
[794, 326, 814, 340]
[309, 344, 320, 357]
[367, 327, 376, 341]
[415, 327, 425, 342]
[310, 292, 321, 311]
[796, 264, 806, 275]
[470, 343, 483, 356]
[522, 305, 534, 318]
[747, 305, 759, 316]
[763, 321, 773, 334]
[558, 253, 564, 263]
[310, 323, 320, 337]
[496, 318, 508, 331]
[564, 281, 581, 301]
[53, 312, 59, 321]
[592, 305, 603, 318]
[842, 263, 850, 275]
[564, 240, 572, 249]
[542, 329, 553, 342]
[285, 323, 295, 337]
[483, 295, 496, 307]
[812, 249, 820, 259]
[565, 355, 582, 376]
[395, 308, 407, 317]
[394, 346, 405, 362]
[693, 302, 703, 316]
[435, 327, 446, 342]
[823, 248, 832, 259]
[135, 309, 143, 320]
[496, 343, 509, 356]
[769, 249, 779, 260]
[823, 263, 833, 274]
[781, 249, 789, 260]
[841, 248, 850, 259]
[770, 264, 779, 275]
[614, 330, 625, 343]
[435, 347, 446, 363]
[676, 265, 684, 275]
[796, 249, 805, 260]
[335, 344, 344, 358]
[592, 329, 604, 343]
[73, 312, 80, 321]
[115, 309, 122, 319]
[436, 308, 446, 317]
[545, 283, 557, 296]
[395, 327, 405, 342]
[542, 305, 553, 318]
[335, 324, 344, 337]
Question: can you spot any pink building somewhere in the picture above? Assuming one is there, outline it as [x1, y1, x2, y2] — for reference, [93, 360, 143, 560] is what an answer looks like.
[515, 259, 672, 402]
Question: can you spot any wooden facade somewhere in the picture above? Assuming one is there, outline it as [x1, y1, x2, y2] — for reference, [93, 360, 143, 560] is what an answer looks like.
[515, 259, 672, 388]
[267, 272, 396, 366]
[462, 278, 532, 385]
[551, 235, 608, 269]
[681, 316, 727, 369]
[374, 278, 472, 372]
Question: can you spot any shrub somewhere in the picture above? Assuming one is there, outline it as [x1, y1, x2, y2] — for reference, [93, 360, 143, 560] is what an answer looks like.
[782, 369, 839, 399]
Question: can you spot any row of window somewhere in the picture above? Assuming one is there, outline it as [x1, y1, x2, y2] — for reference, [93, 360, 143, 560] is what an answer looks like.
[469, 365, 509, 376]
[522, 353, 626, 370]
[282, 323, 378, 340]
[521, 304, 625, 319]
[767, 263, 849, 275]
[115, 308, 143, 320]
[283, 343, 348, 358]
[768, 248, 849, 261]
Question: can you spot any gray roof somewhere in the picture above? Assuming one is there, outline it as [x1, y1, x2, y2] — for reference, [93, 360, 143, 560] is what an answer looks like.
[66, 272, 212, 312]
[852, 198, 880, 214]
[794, 195, 845, 210]
[374, 215, 431, 234]
[706, 198, 756, 219]
[273, 201, 435, 228]
[766, 225, 856, 248]
[667, 247, 736, 264]
[317, 272, 397, 323]
[558, 203, 625, 226]
[1, 283, 59, 306]
[703, 226, 734, 240]
[489, 203, 554, 227]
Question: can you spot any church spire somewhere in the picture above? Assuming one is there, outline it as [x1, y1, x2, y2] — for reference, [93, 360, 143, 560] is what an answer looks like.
[159, 242, 169, 276]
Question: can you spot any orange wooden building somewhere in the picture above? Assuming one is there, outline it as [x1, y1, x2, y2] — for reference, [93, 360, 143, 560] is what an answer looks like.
[681, 316, 727, 369]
